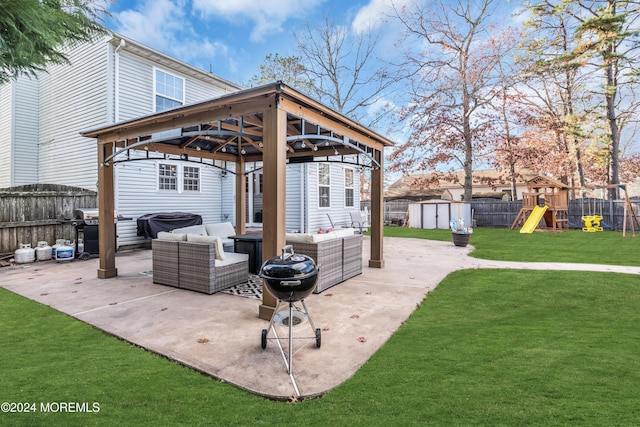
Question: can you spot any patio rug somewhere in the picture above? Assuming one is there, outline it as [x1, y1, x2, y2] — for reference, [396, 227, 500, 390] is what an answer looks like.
[219, 275, 262, 300]
[140, 271, 262, 300]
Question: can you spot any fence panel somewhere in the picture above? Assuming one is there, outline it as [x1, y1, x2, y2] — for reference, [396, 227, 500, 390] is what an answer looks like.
[363, 198, 640, 231]
[0, 184, 97, 256]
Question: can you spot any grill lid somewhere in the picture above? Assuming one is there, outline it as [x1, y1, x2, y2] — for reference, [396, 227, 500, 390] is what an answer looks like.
[74, 208, 117, 220]
[260, 246, 316, 279]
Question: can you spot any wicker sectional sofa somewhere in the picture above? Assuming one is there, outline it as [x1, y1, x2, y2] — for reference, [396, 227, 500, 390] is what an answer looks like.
[152, 236, 249, 294]
[286, 229, 363, 293]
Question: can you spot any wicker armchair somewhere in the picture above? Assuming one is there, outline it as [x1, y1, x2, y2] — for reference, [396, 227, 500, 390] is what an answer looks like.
[152, 239, 249, 294]
[287, 233, 362, 293]
[342, 234, 363, 280]
[151, 239, 180, 287]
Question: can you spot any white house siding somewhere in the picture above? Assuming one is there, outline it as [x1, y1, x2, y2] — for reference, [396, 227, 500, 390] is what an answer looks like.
[219, 162, 237, 224]
[184, 75, 230, 104]
[12, 77, 40, 185]
[115, 50, 153, 121]
[37, 37, 109, 189]
[117, 49, 232, 122]
[114, 157, 223, 247]
[285, 163, 305, 232]
[304, 161, 361, 233]
[0, 84, 13, 187]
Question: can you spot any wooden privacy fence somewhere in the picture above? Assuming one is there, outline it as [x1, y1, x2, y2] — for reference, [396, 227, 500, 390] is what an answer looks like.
[0, 184, 97, 257]
[361, 200, 409, 225]
[470, 199, 639, 230]
[364, 198, 640, 231]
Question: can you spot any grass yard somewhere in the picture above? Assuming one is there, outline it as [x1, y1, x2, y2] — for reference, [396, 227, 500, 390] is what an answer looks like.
[1, 227, 639, 426]
[382, 227, 640, 266]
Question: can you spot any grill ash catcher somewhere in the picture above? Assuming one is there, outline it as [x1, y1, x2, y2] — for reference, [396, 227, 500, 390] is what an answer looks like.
[260, 245, 321, 375]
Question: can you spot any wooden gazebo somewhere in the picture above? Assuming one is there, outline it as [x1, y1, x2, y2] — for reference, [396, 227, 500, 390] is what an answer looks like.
[81, 82, 393, 319]
[511, 175, 569, 231]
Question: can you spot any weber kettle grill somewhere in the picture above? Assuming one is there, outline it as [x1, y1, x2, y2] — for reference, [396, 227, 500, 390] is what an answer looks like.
[260, 245, 321, 375]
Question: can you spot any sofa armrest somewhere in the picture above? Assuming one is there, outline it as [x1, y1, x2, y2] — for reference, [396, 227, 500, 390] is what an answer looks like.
[152, 239, 180, 287]
[287, 239, 343, 293]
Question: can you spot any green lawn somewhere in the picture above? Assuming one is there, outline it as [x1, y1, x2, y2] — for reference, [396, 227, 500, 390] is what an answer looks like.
[1, 227, 639, 426]
[382, 226, 640, 266]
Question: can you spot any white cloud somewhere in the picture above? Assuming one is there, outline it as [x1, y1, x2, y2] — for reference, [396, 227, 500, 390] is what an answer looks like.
[111, 0, 187, 51]
[351, 0, 411, 35]
[192, 0, 324, 42]
[109, 0, 232, 74]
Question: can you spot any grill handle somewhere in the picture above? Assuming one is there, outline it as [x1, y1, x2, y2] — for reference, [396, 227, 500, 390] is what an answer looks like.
[281, 245, 295, 260]
[280, 280, 302, 287]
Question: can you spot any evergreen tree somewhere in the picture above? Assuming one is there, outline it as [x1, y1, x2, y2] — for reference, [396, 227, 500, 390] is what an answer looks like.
[0, 0, 108, 84]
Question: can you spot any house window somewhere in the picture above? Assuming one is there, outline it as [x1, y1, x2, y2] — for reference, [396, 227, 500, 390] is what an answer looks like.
[183, 166, 200, 191]
[158, 163, 178, 190]
[318, 163, 330, 208]
[345, 168, 354, 207]
[155, 69, 184, 112]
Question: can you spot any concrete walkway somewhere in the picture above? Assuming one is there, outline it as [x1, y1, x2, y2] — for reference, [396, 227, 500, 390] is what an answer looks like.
[1, 236, 638, 400]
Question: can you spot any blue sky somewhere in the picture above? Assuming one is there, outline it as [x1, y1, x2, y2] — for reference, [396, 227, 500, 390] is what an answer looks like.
[104, 0, 391, 85]
[104, 0, 521, 87]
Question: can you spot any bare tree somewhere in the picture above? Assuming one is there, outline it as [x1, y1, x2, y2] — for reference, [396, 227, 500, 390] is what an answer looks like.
[293, 16, 396, 127]
[390, 0, 515, 201]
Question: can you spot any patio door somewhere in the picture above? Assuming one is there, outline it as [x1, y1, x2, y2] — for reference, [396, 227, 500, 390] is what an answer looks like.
[245, 166, 263, 227]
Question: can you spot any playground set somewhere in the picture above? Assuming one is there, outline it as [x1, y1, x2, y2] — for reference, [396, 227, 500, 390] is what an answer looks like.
[510, 176, 569, 233]
[510, 176, 639, 237]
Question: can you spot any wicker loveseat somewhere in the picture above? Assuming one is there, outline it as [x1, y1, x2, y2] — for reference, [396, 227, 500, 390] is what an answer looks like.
[286, 229, 363, 293]
[152, 233, 249, 294]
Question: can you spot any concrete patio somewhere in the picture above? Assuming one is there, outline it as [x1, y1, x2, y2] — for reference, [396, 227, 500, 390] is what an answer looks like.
[1, 236, 639, 400]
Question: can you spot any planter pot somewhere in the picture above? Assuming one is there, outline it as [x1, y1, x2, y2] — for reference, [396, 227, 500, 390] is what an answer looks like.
[451, 232, 470, 247]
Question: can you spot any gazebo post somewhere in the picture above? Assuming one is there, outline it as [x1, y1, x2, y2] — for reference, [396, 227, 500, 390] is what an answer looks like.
[97, 139, 118, 278]
[258, 102, 287, 320]
[369, 149, 384, 268]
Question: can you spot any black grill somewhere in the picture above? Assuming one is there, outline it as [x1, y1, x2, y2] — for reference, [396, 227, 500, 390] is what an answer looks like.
[72, 208, 118, 260]
[260, 245, 322, 377]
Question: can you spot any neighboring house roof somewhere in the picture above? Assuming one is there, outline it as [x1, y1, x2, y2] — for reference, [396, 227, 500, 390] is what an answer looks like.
[385, 169, 536, 200]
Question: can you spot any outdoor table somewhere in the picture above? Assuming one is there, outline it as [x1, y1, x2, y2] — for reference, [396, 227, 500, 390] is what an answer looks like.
[230, 233, 263, 275]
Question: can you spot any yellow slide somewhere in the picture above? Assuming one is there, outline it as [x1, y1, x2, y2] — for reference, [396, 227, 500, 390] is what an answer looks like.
[520, 205, 548, 234]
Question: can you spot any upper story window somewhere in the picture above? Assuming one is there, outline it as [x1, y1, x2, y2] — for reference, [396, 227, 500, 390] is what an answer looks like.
[318, 163, 330, 208]
[345, 168, 354, 207]
[155, 69, 184, 112]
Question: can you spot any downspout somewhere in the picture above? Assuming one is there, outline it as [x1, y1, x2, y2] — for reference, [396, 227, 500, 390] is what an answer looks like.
[112, 38, 125, 249]
[114, 39, 125, 123]
[10, 82, 16, 186]
[302, 163, 308, 233]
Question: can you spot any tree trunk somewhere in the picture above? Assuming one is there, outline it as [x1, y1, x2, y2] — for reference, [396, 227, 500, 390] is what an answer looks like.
[605, 61, 620, 200]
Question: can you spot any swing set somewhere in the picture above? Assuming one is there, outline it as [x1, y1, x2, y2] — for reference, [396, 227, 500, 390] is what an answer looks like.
[580, 184, 640, 237]
[580, 189, 604, 232]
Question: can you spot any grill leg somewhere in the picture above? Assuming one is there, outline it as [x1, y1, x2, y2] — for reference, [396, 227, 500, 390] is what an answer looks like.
[301, 299, 316, 333]
[287, 301, 294, 374]
[265, 300, 282, 334]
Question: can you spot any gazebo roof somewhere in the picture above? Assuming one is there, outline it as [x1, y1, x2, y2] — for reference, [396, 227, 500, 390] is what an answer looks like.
[82, 81, 393, 167]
